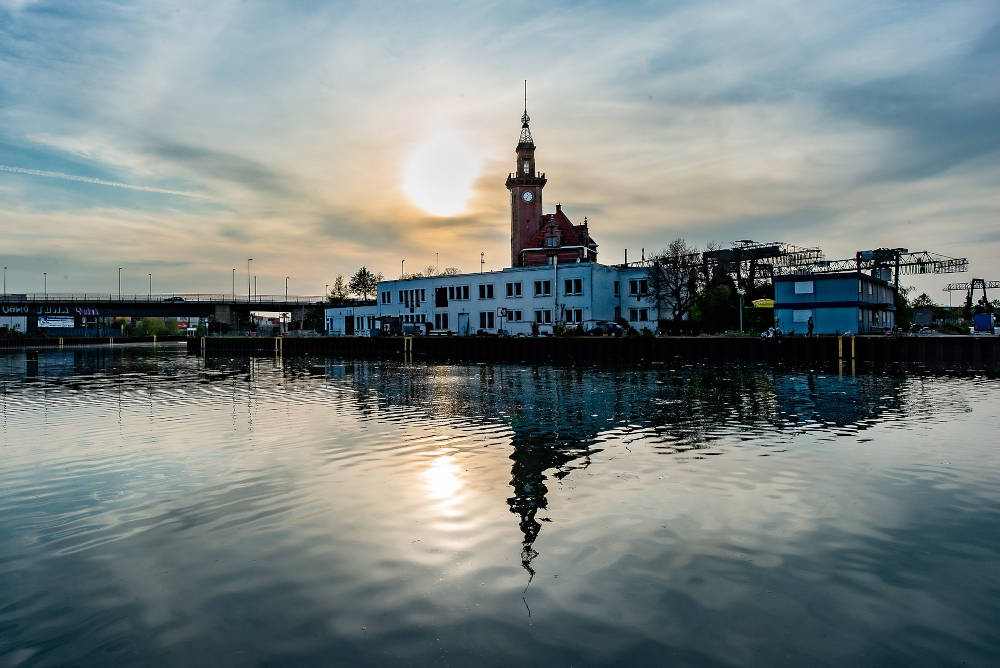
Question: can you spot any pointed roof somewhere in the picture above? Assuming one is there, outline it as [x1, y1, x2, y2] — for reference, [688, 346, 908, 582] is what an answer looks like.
[525, 208, 588, 249]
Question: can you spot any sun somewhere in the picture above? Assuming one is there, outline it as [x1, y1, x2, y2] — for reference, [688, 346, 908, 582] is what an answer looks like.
[403, 131, 482, 217]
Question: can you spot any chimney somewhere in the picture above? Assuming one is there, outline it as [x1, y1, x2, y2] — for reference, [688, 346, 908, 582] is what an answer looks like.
[555, 203, 562, 214]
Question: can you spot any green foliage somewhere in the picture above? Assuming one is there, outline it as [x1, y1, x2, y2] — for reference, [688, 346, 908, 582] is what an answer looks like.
[691, 283, 737, 333]
[303, 306, 325, 332]
[329, 275, 350, 301]
[348, 266, 382, 300]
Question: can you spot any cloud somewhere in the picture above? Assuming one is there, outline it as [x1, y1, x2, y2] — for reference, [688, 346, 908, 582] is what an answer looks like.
[0, 0, 997, 289]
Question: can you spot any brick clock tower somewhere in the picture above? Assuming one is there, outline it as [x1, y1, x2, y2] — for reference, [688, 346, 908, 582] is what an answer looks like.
[506, 105, 546, 267]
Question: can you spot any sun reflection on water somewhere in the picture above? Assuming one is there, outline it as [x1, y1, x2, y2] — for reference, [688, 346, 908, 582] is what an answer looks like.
[423, 454, 462, 499]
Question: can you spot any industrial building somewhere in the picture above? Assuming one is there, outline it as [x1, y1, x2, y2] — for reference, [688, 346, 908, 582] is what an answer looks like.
[773, 272, 896, 335]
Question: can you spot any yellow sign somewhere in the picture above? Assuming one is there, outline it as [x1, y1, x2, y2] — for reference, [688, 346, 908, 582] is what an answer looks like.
[752, 299, 774, 308]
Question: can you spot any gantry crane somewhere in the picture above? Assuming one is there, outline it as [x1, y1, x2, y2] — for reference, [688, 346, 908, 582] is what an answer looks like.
[943, 279, 998, 312]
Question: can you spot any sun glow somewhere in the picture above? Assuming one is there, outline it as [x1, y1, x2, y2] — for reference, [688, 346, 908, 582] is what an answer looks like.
[403, 131, 482, 217]
[423, 454, 462, 499]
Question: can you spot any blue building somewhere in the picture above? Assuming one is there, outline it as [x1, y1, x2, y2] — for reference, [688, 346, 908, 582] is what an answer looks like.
[774, 272, 896, 335]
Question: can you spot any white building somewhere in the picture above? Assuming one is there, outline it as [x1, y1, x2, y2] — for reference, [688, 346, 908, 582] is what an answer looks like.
[325, 262, 660, 336]
[325, 104, 664, 336]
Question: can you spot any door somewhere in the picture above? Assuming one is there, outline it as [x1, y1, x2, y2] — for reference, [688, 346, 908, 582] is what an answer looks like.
[344, 315, 354, 335]
[457, 312, 470, 336]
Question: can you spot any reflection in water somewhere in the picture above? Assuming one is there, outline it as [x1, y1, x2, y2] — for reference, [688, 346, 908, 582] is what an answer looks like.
[0, 346, 996, 667]
[424, 454, 462, 500]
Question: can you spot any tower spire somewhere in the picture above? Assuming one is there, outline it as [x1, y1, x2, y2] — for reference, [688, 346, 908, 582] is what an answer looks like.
[519, 79, 533, 146]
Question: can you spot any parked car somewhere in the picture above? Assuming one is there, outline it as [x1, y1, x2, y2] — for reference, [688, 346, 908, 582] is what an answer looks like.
[164, 296, 185, 302]
[587, 321, 623, 336]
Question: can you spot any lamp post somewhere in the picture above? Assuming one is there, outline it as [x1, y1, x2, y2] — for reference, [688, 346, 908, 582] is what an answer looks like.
[232, 268, 236, 301]
[247, 259, 252, 303]
[325, 283, 329, 304]
[401, 259, 405, 279]
[2, 266, 6, 296]
[118, 267, 123, 300]
[43, 272, 47, 299]
[285, 276, 289, 301]
[737, 287, 745, 334]
[148, 273, 152, 300]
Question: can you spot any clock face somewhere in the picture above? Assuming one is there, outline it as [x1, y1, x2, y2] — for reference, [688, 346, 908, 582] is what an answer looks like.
[522, 191, 534, 203]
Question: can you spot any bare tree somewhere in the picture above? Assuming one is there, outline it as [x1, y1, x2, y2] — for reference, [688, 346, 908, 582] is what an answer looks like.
[648, 238, 702, 322]
[348, 266, 382, 300]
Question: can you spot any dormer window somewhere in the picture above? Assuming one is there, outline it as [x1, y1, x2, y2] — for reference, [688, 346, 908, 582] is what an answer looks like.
[545, 236, 559, 248]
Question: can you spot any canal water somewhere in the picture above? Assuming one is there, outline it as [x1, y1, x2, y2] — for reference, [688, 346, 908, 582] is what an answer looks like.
[1, 345, 998, 667]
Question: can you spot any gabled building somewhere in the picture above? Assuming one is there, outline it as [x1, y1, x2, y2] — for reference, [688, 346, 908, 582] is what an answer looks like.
[326, 105, 657, 336]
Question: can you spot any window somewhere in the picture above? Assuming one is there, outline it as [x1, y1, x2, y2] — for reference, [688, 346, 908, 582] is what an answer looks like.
[448, 285, 469, 300]
[564, 278, 582, 295]
[479, 312, 495, 329]
[614, 281, 620, 297]
[566, 309, 583, 323]
[793, 309, 812, 323]
[534, 309, 552, 324]
[868, 282, 873, 295]
[508, 310, 522, 322]
[629, 279, 648, 296]
[420, 289, 426, 301]
[523, 160, 530, 174]
[794, 281, 814, 295]
[381, 291, 391, 304]
[505, 282, 522, 298]
[534, 280, 551, 296]
[398, 290, 403, 303]
[545, 236, 559, 247]
[435, 313, 449, 329]
[628, 308, 649, 322]
[478, 284, 494, 299]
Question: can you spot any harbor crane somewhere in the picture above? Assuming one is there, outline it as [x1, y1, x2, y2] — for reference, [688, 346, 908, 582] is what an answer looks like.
[943, 279, 998, 312]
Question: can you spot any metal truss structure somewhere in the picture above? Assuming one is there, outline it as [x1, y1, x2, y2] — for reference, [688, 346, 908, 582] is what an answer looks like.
[623, 241, 969, 293]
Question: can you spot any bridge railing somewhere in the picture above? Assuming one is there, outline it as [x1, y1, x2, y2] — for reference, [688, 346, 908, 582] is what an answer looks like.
[0, 293, 327, 304]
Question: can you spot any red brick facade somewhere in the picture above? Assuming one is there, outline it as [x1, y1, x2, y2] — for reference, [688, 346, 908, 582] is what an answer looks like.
[505, 112, 598, 267]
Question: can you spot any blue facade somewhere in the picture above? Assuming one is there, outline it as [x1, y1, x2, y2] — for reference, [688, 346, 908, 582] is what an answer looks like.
[774, 273, 895, 335]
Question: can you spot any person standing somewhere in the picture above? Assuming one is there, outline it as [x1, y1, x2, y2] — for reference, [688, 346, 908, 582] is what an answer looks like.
[807, 316, 814, 337]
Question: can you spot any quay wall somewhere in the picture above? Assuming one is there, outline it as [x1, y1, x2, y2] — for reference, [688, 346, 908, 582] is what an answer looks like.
[1, 335, 188, 350]
[187, 335, 1000, 367]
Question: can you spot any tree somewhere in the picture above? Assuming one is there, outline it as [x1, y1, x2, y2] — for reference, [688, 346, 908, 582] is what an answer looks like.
[911, 292, 935, 308]
[329, 275, 349, 301]
[348, 266, 382, 300]
[648, 238, 701, 322]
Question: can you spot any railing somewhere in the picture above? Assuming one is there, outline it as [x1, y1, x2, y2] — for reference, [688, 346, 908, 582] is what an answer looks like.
[0, 293, 327, 304]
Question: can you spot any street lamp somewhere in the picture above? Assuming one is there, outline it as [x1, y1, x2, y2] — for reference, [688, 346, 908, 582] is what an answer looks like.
[43, 272, 47, 299]
[737, 287, 745, 334]
[401, 259, 405, 279]
[232, 268, 236, 301]
[118, 267, 123, 300]
[148, 273, 152, 300]
[285, 276, 289, 301]
[247, 259, 253, 303]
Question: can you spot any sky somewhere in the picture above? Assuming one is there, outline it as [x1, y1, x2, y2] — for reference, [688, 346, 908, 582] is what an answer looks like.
[1, 0, 998, 299]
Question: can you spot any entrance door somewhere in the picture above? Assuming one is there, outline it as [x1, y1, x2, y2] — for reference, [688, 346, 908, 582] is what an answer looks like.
[344, 315, 354, 335]
[456, 312, 470, 336]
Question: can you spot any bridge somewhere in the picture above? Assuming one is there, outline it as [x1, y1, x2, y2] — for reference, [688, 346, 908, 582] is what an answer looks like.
[0, 293, 328, 332]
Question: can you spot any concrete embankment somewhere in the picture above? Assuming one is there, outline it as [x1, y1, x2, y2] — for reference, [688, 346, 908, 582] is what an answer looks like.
[187, 335, 1000, 367]
[1, 335, 188, 350]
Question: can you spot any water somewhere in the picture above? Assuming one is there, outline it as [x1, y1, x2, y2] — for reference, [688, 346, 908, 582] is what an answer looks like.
[1, 345, 998, 667]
